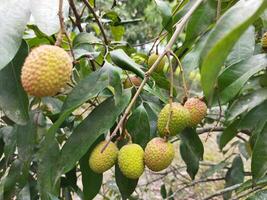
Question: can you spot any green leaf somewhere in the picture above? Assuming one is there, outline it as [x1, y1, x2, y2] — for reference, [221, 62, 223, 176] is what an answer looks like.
[201, 161, 229, 179]
[73, 32, 101, 47]
[0, 40, 29, 125]
[115, 164, 138, 200]
[0, 1, 30, 69]
[160, 184, 167, 199]
[219, 120, 240, 150]
[79, 136, 104, 200]
[180, 128, 204, 180]
[110, 49, 145, 79]
[155, 0, 173, 32]
[223, 155, 244, 199]
[30, 0, 69, 35]
[48, 64, 119, 139]
[1, 126, 15, 160]
[200, 0, 267, 102]
[111, 26, 125, 41]
[58, 91, 131, 174]
[184, 0, 216, 44]
[126, 104, 150, 148]
[225, 26, 255, 66]
[218, 54, 267, 104]
[252, 123, 267, 180]
[237, 176, 267, 194]
[226, 88, 267, 121]
[143, 102, 159, 139]
[246, 190, 267, 200]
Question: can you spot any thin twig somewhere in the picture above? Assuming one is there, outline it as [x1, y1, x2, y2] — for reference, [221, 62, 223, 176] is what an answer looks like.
[101, 0, 205, 153]
[216, 0, 222, 21]
[68, 0, 83, 32]
[55, 0, 75, 60]
[81, 0, 109, 45]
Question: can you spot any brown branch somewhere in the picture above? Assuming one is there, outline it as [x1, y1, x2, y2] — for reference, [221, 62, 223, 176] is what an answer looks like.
[216, 0, 222, 21]
[55, 0, 75, 60]
[81, 0, 109, 45]
[100, 0, 205, 153]
[68, 0, 83, 32]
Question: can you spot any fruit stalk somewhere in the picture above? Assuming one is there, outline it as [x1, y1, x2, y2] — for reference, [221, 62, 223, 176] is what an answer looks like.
[101, 0, 204, 153]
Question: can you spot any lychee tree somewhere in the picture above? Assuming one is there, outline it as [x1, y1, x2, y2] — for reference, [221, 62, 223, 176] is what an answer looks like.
[1, 0, 267, 199]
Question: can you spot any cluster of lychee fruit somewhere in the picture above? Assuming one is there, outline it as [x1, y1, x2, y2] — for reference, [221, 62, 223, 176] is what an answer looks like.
[89, 97, 207, 179]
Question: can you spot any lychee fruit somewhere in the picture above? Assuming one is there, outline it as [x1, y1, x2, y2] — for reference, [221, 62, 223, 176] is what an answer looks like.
[184, 97, 207, 127]
[157, 103, 190, 136]
[21, 45, 72, 97]
[118, 144, 144, 179]
[123, 76, 142, 88]
[144, 137, 174, 172]
[89, 141, 118, 174]
[148, 53, 167, 73]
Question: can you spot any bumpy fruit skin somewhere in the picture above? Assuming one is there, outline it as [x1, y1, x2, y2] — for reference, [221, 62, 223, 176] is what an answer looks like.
[89, 141, 118, 174]
[118, 144, 144, 179]
[123, 76, 142, 88]
[262, 32, 267, 49]
[144, 137, 174, 172]
[148, 53, 167, 73]
[184, 98, 207, 127]
[157, 103, 190, 136]
[259, 73, 267, 87]
[21, 45, 72, 97]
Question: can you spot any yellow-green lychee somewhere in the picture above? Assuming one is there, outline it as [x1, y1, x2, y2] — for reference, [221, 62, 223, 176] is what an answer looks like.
[118, 144, 144, 179]
[262, 32, 267, 49]
[144, 137, 174, 172]
[184, 97, 207, 127]
[148, 53, 167, 73]
[259, 73, 267, 87]
[21, 45, 72, 97]
[157, 103, 190, 136]
[89, 141, 118, 173]
[123, 76, 142, 88]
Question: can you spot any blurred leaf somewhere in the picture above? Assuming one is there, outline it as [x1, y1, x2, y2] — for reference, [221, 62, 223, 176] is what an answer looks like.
[219, 120, 240, 150]
[111, 26, 125, 41]
[58, 91, 131, 174]
[18, 184, 31, 200]
[110, 49, 145, 79]
[246, 190, 267, 200]
[180, 128, 204, 180]
[252, 123, 267, 180]
[73, 32, 101, 47]
[201, 161, 229, 179]
[200, 0, 267, 103]
[1, 126, 15, 160]
[0, 0, 30, 69]
[218, 54, 267, 104]
[143, 102, 159, 139]
[30, 0, 69, 35]
[151, 73, 177, 96]
[155, 0, 173, 32]
[115, 164, 138, 200]
[226, 88, 267, 121]
[225, 26, 255, 66]
[237, 176, 267, 193]
[103, 11, 121, 25]
[223, 155, 244, 199]
[79, 135, 104, 200]
[126, 104, 150, 148]
[0, 40, 29, 125]
[160, 184, 167, 199]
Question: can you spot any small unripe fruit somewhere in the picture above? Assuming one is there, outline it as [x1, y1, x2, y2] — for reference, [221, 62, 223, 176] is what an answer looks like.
[259, 73, 267, 87]
[262, 32, 267, 49]
[21, 45, 72, 97]
[157, 103, 190, 136]
[144, 137, 174, 172]
[148, 53, 167, 73]
[123, 76, 142, 88]
[89, 141, 118, 173]
[184, 97, 207, 127]
[118, 144, 144, 179]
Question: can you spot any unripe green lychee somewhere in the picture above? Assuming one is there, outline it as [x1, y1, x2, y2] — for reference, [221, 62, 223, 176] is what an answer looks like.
[262, 32, 267, 49]
[157, 103, 190, 136]
[21, 45, 72, 97]
[184, 97, 207, 127]
[123, 76, 142, 88]
[118, 144, 144, 179]
[89, 141, 118, 173]
[148, 53, 167, 73]
[144, 137, 174, 172]
[259, 73, 267, 87]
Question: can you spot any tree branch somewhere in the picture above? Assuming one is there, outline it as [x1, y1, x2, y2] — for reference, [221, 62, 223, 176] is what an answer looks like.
[101, 0, 204, 153]
[68, 0, 83, 32]
[81, 0, 109, 45]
